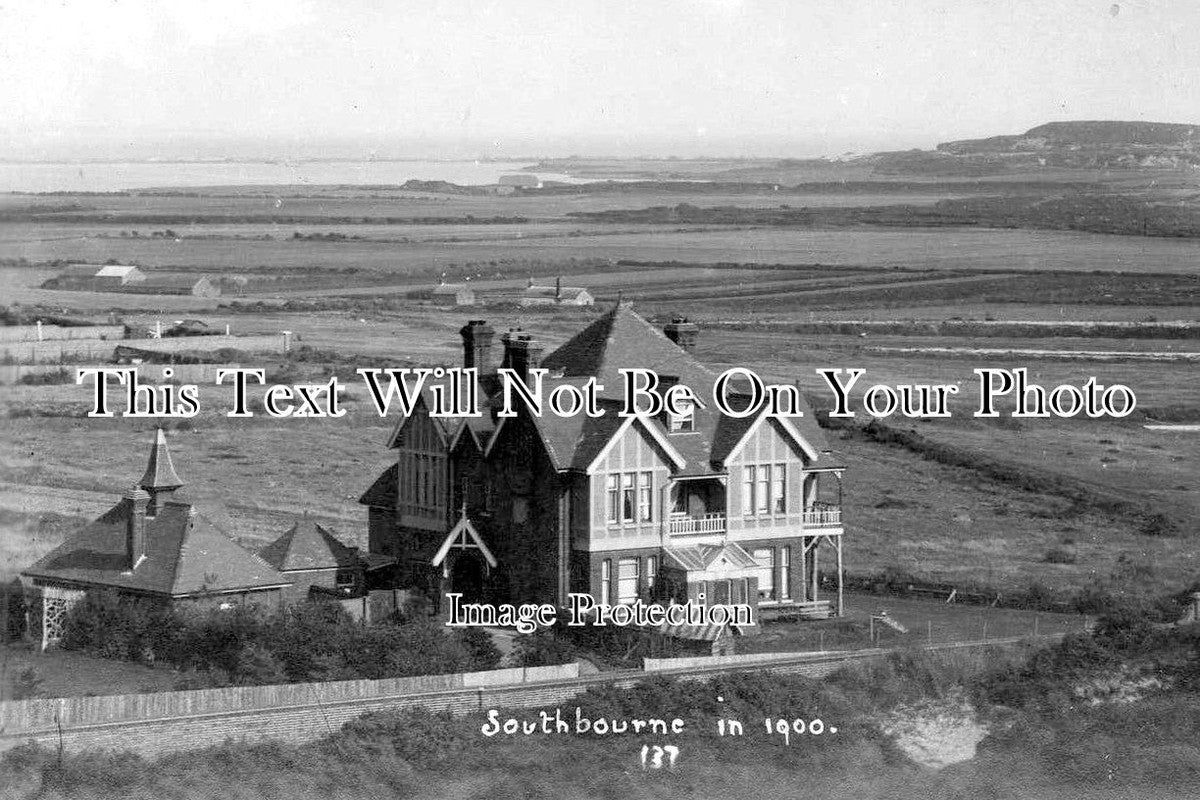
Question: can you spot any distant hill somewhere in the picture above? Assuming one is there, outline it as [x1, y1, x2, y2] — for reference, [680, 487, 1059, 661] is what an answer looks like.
[938, 120, 1200, 154]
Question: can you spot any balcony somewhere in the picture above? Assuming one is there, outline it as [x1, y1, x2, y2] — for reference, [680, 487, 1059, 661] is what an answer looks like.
[802, 502, 841, 528]
[668, 512, 726, 536]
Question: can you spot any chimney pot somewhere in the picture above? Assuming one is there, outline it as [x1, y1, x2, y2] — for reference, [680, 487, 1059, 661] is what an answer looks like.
[663, 317, 700, 351]
[501, 332, 544, 383]
[459, 319, 495, 375]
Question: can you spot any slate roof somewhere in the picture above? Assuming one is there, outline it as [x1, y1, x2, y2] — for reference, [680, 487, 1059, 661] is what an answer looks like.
[56, 264, 103, 279]
[23, 497, 288, 596]
[541, 303, 716, 394]
[532, 304, 843, 474]
[259, 519, 360, 572]
[359, 463, 398, 508]
[22, 432, 288, 597]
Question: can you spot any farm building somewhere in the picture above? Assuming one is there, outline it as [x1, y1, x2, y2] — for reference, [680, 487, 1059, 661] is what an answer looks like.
[519, 277, 594, 306]
[498, 173, 539, 188]
[410, 283, 476, 306]
[122, 275, 221, 298]
[20, 430, 291, 649]
[42, 264, 146, 291]
[361, 305, 847, 641]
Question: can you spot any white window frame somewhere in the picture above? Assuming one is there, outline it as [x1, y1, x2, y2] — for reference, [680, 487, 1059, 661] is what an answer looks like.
[606, 474, 619, 523]
[772, 462, 786, 514]
[617, 557, 639, 604]
[638, 471, 653, 522]
[754, 547, 775, 600]
[780, 546, 791, 600]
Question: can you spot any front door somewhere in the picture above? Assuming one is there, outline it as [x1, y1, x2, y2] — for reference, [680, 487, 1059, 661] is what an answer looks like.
[449, 551, 486, 602]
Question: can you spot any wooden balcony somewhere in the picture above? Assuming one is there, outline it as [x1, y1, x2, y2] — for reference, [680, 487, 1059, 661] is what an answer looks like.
[801, 502, 841, 528]
[668, 513, 726, 536]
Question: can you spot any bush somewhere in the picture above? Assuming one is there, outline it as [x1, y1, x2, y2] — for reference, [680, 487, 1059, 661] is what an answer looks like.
[509, 630, 577, 667]
[453, 627, 502, 671]
[61, 593, 480, 686]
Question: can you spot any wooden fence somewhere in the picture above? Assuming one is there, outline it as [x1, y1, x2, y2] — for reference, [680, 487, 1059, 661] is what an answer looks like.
[0, 663, 578, 735]
[1, 335, 286, 365]
[0, 325, 126, 343]
[0, 638, 1047, 757]
[0, 362, 245, 385]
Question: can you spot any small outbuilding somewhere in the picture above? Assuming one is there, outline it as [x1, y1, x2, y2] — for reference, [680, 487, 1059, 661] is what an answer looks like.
[519, 277, 594, 307]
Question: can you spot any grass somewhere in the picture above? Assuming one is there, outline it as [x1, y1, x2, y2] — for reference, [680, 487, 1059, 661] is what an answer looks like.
[5, 630, 1200, 799]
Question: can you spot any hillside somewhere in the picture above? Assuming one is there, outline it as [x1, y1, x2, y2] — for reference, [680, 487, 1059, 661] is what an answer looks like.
[918, 120, 1200, 172]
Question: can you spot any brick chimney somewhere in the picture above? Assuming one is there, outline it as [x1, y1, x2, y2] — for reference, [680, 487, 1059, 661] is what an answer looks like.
[459, 319, 495, 376]
[663, 316, 699, 351]
[124, 486, 150, 569]
[501, 330, 544, 382]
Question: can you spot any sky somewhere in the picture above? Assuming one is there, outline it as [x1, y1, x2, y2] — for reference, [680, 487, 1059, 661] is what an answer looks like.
[2, 0, 1197, 159]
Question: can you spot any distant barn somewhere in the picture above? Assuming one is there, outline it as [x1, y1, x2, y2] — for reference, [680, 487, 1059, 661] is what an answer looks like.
[42, 264, 146, 291]
[409, 283, 476, 306]
[519, 277, 593, 307]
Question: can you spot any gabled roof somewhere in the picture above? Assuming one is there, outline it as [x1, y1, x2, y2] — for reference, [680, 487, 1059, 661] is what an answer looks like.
[23, 498, 288, 596]
[57, 264, 103, 278]
[540, 304, 715, 394]
[359, 463, 397, 508]
[431, 514, 497, 568]
[384, 388, 464, 450]
[259, 519, 360, 572]
[493, 304, 842, 476]
[139, 428, 184, 491]
[663, 542, 760, 573]
[95, 265, 141, 278]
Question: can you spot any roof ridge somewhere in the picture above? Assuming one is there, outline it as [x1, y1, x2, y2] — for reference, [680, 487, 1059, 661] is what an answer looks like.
[165, 505, 192, 594]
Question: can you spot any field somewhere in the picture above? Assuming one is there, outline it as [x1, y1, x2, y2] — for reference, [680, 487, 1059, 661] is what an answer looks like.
[1, 165, 1198, 627]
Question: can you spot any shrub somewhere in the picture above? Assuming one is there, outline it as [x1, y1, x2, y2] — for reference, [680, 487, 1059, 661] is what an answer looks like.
[510, 630, 577, 667]
[453, 627, 502, 671]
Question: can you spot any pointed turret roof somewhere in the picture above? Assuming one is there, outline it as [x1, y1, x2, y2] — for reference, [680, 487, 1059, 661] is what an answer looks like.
[259, 519, 360, 572]
[139, 428, 184, 492]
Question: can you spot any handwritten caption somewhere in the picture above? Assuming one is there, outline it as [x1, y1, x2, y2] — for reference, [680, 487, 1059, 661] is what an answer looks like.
[480, 701, 839, 770]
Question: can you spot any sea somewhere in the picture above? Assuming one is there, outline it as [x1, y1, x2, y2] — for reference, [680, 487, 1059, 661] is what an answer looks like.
[0, 160, 588, 194]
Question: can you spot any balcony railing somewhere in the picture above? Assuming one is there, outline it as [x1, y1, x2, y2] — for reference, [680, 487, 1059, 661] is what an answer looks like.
[802, 502, 842, 528]
[668, 513, 726, 535]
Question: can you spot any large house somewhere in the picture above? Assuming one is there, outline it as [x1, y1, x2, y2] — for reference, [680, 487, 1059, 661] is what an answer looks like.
[360, 305, 846, 629]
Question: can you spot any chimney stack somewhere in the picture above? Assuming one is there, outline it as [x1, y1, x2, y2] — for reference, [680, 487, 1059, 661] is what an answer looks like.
[663, 316, 699, 351]
[459, 319, 495, 375]
[501, 329, 544, 383]
[555, 276, 562, 300]
[124, 486, 150, 569]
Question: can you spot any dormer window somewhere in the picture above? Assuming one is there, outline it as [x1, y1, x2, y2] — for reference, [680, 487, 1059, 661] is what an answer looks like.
[668, 398, 695, 432]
